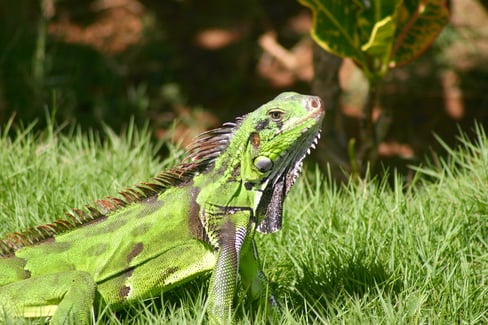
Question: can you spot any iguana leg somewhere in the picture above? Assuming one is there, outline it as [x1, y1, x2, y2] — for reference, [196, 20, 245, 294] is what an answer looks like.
[0, 270, 96, 325]
[206, 210, 252, 323]
[207, 230, 239, 323]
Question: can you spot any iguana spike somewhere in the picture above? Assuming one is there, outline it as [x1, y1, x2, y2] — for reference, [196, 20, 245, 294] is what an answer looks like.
[54, 219, 74, 230]
[136, 184, 157, 197]
[94, 199, 117, 213]
[8, 232, 24, 247]
[36, 225, 55, 238]
[120, 190, 138, 202]
[0, 243, 8, 255]
[129, 188, 145, 198]
[86, 206, 103, 219]
[184, 123, 235, 169]
[141, 182, 164, 193]
[65, 211, 80, 224]
[154, 174, 175, 186]
[71, 208, 88, 224]
[107, 197, 126, 208]
[18, 231, 35, 246]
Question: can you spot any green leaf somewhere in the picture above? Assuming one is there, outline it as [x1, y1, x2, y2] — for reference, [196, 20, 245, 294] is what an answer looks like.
[299, 0, 449, 79]
[390, 0, 449, 67]
[358, 0, 400, 59]
[298, 0, 365, 65]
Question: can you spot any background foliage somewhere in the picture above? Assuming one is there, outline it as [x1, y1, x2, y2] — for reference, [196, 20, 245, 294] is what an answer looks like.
[0, 0, 487, 178]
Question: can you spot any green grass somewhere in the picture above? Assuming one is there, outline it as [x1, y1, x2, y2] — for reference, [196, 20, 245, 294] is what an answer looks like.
[1, 120, 487, 324]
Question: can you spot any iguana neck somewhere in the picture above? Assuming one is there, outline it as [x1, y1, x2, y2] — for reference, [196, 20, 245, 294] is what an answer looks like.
[200, 121, 267, 204]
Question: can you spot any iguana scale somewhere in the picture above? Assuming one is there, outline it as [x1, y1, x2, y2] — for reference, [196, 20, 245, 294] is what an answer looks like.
[0, 92, 324, 324]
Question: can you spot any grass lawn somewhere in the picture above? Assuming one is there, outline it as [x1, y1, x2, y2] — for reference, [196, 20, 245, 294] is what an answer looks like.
[0, 120, 487, 324]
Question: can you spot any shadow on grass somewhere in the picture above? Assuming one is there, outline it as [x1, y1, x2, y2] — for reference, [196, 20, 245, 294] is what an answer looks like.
[283, 250, 403, 320]
[96, 251, 403, 322]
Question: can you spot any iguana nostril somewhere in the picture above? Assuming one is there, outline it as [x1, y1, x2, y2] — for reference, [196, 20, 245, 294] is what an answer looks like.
[309, 97, 323, 110]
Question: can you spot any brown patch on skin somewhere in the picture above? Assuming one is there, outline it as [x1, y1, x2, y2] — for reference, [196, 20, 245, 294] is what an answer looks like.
[39, 241, 72, 254]
[127, 242, 144, 263]
[119, 285, 131, 298]
[118, 267, 135, 298]
[85, 243, 110, 257]
[250, 132, 261, 149]
[189, 187, 209, 243]
[220, 220, 236, 246]
[161, 266, 179, 283]
[86, 217, 130, 236]
[232, 164, 241, 178]
[24, 269, 31, 279]
[217, 221, 238, 268]
[130, 223, 153, 237]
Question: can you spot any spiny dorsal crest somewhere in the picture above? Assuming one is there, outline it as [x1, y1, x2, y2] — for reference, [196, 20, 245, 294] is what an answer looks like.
[0, 123, 237, 256]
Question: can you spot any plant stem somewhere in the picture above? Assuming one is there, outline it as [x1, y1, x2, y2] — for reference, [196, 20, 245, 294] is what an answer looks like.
[358, 79, 379, 174]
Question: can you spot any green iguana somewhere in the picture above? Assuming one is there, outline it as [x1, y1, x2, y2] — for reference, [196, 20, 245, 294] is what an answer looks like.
[0, 92, 324, 324]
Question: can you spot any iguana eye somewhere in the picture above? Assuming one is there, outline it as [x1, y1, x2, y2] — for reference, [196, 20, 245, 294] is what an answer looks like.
[268, 110, 284, 122]
[253, 156, 273, 172]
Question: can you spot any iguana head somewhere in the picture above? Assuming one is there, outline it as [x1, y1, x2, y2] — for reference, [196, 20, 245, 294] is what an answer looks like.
[240, 92, 324, 233]
[239, 92, 324, 188]
[206, 92, 325, 233]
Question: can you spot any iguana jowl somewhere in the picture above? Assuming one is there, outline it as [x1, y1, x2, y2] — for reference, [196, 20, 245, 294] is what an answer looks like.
[0, 92, 324, 323]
